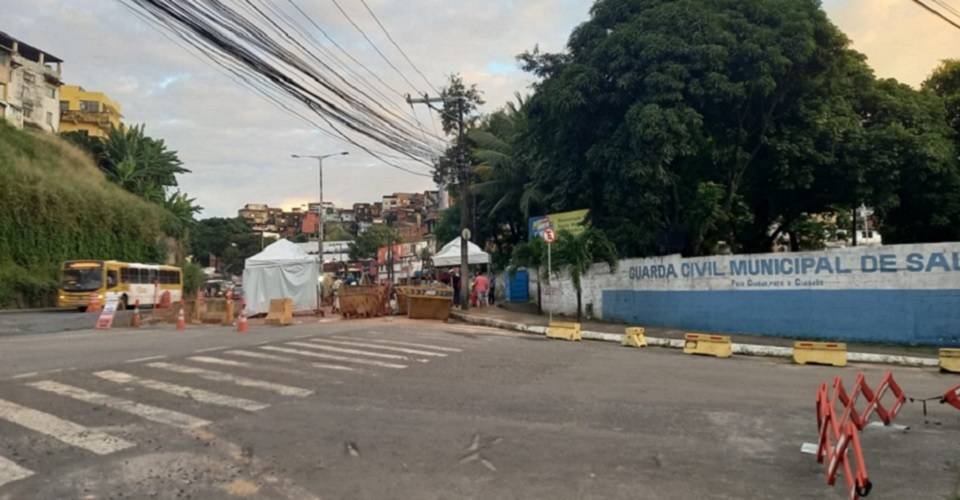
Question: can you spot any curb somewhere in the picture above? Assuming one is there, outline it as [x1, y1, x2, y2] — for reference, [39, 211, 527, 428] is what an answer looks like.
[0, 307, 69, 315]
[450, 311, 939, 368]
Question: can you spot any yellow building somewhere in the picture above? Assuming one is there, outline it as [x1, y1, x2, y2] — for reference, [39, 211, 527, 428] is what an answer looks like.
[58, 84, 122, 138]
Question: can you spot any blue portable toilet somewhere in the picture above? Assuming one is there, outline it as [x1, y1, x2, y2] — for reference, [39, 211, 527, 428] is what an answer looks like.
[507, 269, 529, 303]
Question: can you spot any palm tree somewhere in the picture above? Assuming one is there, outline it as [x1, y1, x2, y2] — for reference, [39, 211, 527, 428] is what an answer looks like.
[552, 229, 618, 322]
[101, 124, 189, 200]
[510, 238, 547, 313]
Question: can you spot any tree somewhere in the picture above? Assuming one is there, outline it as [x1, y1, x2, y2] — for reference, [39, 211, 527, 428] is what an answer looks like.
[923, 59, 960, 140]
[509, 238, 547, 313]
[519, 0, 874, 256]
[348, 225, 400, 261]
[552, 229, 618, 321]
[323, 223, 352, 241]
[432, 74, 485, 187]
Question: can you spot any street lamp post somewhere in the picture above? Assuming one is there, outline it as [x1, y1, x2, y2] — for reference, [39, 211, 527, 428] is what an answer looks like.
[292, 151, 349, 312]
[291, 152, 349, 261]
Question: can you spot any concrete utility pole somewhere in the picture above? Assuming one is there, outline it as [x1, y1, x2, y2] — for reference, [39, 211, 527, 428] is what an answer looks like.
[407, 93, 470, 310]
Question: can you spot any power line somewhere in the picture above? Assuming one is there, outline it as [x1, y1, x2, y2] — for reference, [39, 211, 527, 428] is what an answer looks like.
[328, 0, 423, 95]
[358, 0, 441, 94]
[931, 0, 960, 20]
[913, 0, 960, 30]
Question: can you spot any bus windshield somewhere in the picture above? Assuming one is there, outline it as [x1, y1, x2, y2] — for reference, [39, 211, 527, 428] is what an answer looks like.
[61, 267, 102, 292]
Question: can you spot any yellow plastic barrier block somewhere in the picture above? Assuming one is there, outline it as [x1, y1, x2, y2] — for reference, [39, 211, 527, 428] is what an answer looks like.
[940, 348, 960, 374]
[683, 333, 732, 358]
[793, 341, 847, 367]
[266, 298, 294, 326]
[622, 327, 647, 348]
[547, 321, 581, 341]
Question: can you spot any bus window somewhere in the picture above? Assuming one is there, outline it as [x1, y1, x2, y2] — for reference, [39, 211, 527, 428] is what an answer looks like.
[107, 270, 118, 289]
[61, 265, 103, 292]
[147, 269, 157, 284]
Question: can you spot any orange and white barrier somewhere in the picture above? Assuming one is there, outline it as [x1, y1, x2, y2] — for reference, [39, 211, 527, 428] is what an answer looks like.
[87, 292, 102, 313]
[236, 299, 249, 333]
[131, 300, 142, 328]
[176, 302, 186, 331]
[813, 372, 906, 500]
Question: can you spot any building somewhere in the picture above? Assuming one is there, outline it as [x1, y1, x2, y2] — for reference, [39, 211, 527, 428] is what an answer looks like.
[238, 203, 270, 229]
[0, 32, 63, 133]
[58, 84, 122, 138]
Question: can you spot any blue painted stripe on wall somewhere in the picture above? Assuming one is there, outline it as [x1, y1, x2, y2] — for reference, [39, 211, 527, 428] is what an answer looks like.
[602, 289, 960, 346]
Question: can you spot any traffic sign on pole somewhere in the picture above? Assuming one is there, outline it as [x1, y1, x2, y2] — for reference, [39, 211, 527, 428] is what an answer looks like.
[543, 228, 556, 244]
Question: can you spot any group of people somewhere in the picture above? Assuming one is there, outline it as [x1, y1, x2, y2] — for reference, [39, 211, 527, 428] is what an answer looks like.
[436, 269, 495, 309]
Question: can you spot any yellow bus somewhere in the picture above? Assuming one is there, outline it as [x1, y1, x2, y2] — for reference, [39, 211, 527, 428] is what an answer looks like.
[58, 260, 183, 311]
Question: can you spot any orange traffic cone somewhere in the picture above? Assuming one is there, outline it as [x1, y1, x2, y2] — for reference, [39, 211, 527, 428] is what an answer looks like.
[176, 302, 186, 331]
[131, 300, 142, 328]
[237, 300, 249, 334]
[87, 292, 102, 313]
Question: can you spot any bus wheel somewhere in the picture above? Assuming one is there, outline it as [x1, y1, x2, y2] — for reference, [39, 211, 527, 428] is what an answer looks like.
[118, 295, 128, 311]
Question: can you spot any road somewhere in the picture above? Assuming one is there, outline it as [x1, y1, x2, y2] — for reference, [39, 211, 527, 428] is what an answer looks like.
[0, 315, 958, 499]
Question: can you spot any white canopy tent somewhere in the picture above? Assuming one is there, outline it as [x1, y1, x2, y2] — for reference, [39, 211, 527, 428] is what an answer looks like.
[432, 237, 490, 267]
[242, 239, 320, 315]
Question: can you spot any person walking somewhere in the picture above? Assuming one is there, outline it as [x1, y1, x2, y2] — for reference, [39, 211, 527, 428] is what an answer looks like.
[473, 272, 490, 308]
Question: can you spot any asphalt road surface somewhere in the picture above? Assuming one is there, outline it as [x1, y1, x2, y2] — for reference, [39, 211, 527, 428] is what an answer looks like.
[0, 316, 958, 499]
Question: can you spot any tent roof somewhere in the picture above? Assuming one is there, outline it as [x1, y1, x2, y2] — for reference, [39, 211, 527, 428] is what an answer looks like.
[246, 239, 317, 267]
[433, 237, 489, 267]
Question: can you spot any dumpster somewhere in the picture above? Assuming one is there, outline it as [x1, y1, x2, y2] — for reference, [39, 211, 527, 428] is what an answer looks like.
[339, 285, 385, 319]
[406, 285, 453, 320]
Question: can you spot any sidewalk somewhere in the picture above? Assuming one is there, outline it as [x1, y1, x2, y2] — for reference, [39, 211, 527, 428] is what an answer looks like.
[451, 303, 942, 367]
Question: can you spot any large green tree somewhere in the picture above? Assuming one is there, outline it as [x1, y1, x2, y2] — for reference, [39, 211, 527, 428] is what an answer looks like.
[348, 225, 400, 261]
[552, 229, 618, 321]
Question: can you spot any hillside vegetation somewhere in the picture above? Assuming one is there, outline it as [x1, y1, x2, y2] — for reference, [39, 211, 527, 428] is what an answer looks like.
[0, 121, 177, 307]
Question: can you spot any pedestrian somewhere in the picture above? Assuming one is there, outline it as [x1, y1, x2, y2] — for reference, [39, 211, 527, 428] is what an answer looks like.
[473, 272, 489, 308]
[452, 271, 461, 307]
[332, 275, 343, 313]
[488, 274, 496, 306]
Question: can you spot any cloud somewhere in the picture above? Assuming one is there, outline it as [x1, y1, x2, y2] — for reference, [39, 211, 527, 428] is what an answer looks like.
[6, 0, 955, 218]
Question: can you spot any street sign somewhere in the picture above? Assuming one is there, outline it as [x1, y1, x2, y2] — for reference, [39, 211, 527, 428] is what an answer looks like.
[543, 228, 556, 244]
[95, 298, 120, 330]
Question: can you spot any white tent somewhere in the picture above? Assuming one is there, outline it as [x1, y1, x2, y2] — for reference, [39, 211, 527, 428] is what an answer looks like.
[242, 239, 320, 315]
[432, 237, 490, 267]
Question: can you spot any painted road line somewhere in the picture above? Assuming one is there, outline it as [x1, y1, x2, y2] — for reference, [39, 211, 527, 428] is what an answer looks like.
[338, 337, 463, 353]
[145, 362, 313, 397]
[0, 455, 33, 489]
[310, 362, 358, 372]
[0, 398, 135, 455]
[94, 370, 268, 412]
[286, 341, 409, 360]
[193, 346, 227, 354]
[124, 355, 167, 364]
[187, 356, 313, 377]
[224, 349, 298, 363]
[10, 372, 38, 380]
[261, 346, 406, 369]
[307, 338, 447, 357]
[27, 380, 210, 429]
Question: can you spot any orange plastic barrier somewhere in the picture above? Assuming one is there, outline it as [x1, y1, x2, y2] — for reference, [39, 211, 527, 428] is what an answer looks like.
[942, 384, 960, 411]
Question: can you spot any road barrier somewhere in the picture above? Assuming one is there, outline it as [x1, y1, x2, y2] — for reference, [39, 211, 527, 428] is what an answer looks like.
[176, 302, 186, 331]
[266, 298, 294, 326]
[683, 333, 732, 358]
[237, 299, 249, 333]
[621, 327, 647, 348]
[131, 300, 142, 328]
[814, 372, 906, 500]
[941, 384, 960, 411]
[547, 321, 581, 341]
[86, 293, 102, 313]
[939, 348, 960, 373]
[794, 341, 847, 367]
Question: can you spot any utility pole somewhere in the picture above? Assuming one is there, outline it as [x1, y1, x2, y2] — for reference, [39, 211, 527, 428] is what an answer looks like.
[407, 93, 470, 310]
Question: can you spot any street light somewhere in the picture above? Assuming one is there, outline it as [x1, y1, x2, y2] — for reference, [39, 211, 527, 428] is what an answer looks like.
[290, 152, 349, 262]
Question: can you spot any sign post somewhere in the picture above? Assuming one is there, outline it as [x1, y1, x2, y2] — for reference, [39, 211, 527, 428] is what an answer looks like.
[95, 298, 120, 330]
[542, 228, 556, 323]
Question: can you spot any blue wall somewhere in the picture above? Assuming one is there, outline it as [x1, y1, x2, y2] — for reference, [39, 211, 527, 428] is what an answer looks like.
[602, 289, 960, 346]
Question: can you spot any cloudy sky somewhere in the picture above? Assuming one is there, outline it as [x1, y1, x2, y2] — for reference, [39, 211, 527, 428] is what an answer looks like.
[6, 0, 960, 217]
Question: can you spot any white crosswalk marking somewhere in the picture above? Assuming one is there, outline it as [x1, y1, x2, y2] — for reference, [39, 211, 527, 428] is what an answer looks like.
[94, 370, 268, 412]
[224, 350, 358, 372]
[145, 362, 313, 397]
[0, 454, 33, 488]
[306, 338, 447, 357]
[286, 341, 409, 360]
[337, 337, 463, 353]
[27, 380, 210, 429]
[0, 398, 134, 455]
[261, 346, 407, 369]
[188, 355, 315, 377]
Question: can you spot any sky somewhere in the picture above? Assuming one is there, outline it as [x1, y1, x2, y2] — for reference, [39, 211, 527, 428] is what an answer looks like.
[5, 0, 960, 218]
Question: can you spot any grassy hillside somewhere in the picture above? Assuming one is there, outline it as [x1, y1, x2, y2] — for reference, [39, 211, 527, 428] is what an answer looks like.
[0, 121, 177, 307]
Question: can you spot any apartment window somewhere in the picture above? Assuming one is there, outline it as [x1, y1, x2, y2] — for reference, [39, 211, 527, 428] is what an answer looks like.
[59, 100, 68, 112]
[46, 111, 52, 126]
[0, 82, 6, 99]
[48, 87, 56, 99]
[80, 100, 99, 112]
[22, 72, 35, 84]
[22, 102, 33, 118]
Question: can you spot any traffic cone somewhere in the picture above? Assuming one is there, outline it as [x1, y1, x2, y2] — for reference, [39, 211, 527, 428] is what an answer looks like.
[237, 300, 249, 334]
[176, 302, 186, 331]
[131, 300, 142, 328]
[87, 292, 102, 313]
